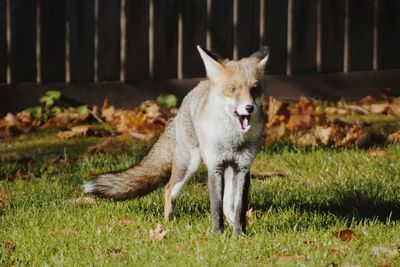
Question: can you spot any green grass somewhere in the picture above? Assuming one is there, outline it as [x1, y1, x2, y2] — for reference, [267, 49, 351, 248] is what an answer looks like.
[1, 130, 400, 266]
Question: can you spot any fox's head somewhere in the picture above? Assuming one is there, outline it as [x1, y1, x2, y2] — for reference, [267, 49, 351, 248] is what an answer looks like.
[197, 46, 269, 133]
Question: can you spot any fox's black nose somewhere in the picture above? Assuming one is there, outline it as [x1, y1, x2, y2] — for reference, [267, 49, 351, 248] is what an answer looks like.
[245, 105, 254, 113]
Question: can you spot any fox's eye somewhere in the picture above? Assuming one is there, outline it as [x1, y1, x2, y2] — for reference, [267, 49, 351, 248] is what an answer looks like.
[229, 87, 236, 93]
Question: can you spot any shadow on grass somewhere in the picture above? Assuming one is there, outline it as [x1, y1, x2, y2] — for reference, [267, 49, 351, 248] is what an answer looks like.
[251, 189, 400, 223]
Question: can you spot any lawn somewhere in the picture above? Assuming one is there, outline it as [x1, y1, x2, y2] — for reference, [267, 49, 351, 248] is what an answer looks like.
[1, 130, 400, 266]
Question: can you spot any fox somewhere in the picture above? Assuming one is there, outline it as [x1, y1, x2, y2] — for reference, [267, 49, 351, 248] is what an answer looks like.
[84, 45, 269, 236]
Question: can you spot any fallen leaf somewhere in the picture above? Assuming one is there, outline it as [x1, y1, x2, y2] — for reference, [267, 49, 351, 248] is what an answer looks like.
[119, 217, 132, 226]
[368, 149, 386, 156]
[59, 227, 79, 235]
[251, 171, 287, 180]
[65, 197, 96, 205]
[389, 104, 400, 117]
[87, 139, 124, 154]
[12, 169, 34, 181]
[107, 248, 122, 255]
[286, 114, 313, 131]
[246, 208, 263, 224]
[370, 245, 398, 258]
[345, 105, 369, 114]
[333, 229, 361, 241]
[359, 95, 375, 105]
[57, 125, 111, 139]
[276, 254, 307, 261]
[370, 103, 389, 114]
[387, 131, 400, 143]
[149, 224, 167, 241]
[0, 198, 11, 210]
[315, 126, 332, 145]
[342, 263, 361, 267]
[174, 243, 185, 252]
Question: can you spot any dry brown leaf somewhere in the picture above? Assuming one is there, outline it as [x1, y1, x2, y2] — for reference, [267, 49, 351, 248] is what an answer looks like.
[295, 133, 317, 147]
[107, 248, 122, 255]
[370, 103, 389, 114]
[387, 131, 400, 143]
[12, 169, 34, 181]
[267, 97, 290, 126]
[174, 243, 185, 252]
[368, 149, 387, 156]
[251, 171, 287, 180]
[370, 245, 399, 258]
[57, 125, 111, 139]
[315, 126, 332, 145]
[265, 123, 286, 140]
[333, 229, 361, 241]
[345, 105, 369, 114]
[87, 139, 124, 154]
[119, 217, 132, 226]
[0, 198, 11, 210]
[59, 227, 79, 235]
[389, 104, 400, 117]
[149, 224, 167, 241]
[246, 208, 263, 224]
[276, 254, 307, 261]
[286, 114, 313, 131]
[359, 95, 375, 105]
[65, 197, 96, 205]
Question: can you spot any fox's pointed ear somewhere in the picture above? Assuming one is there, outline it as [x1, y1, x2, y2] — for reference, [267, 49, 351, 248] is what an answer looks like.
[197, 45, 225, 79]
[251, 46, 270, 70]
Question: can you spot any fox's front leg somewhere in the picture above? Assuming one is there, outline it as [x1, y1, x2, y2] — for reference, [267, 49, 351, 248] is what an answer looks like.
[232, 170, 250, 236]
[208, 168, 224, 232]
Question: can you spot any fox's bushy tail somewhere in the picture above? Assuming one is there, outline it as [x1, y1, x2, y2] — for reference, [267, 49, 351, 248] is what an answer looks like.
[83, 124, 175, 200]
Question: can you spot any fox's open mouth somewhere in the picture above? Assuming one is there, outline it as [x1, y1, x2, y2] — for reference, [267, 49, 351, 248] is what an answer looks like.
[234, 112, 251, 133]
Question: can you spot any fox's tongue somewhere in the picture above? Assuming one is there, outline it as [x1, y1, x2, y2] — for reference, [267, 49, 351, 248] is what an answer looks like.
[242, 117, 248, 129]
[239, 115, 251, 133]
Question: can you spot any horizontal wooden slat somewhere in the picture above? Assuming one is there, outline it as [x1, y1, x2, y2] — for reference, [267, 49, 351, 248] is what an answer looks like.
[2, 70, 400, 114]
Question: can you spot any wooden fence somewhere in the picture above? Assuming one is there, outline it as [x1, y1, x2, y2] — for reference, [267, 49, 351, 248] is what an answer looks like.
[0, 0, 400, 113]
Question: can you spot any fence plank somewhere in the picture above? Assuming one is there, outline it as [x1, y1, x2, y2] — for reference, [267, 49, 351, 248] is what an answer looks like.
[10, 0, 36, 82]
[97, 0, 120, 81]
[348, 0, 373, 71]
[236, 0, 259, 59]
[0, 0, 6, 82]
[125, 0, 149, 80]
[209, 0, 233, 59]
[67, 0, 94, 82]
[291, 0, 317, 74]
[153, 0, 179, 79]
[181, 0, 207, 78]
[378, 0, 400, 70]
[320, 0, 345, 73]
[40, 0, 66, 82]
[263, 0, 288, 74]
